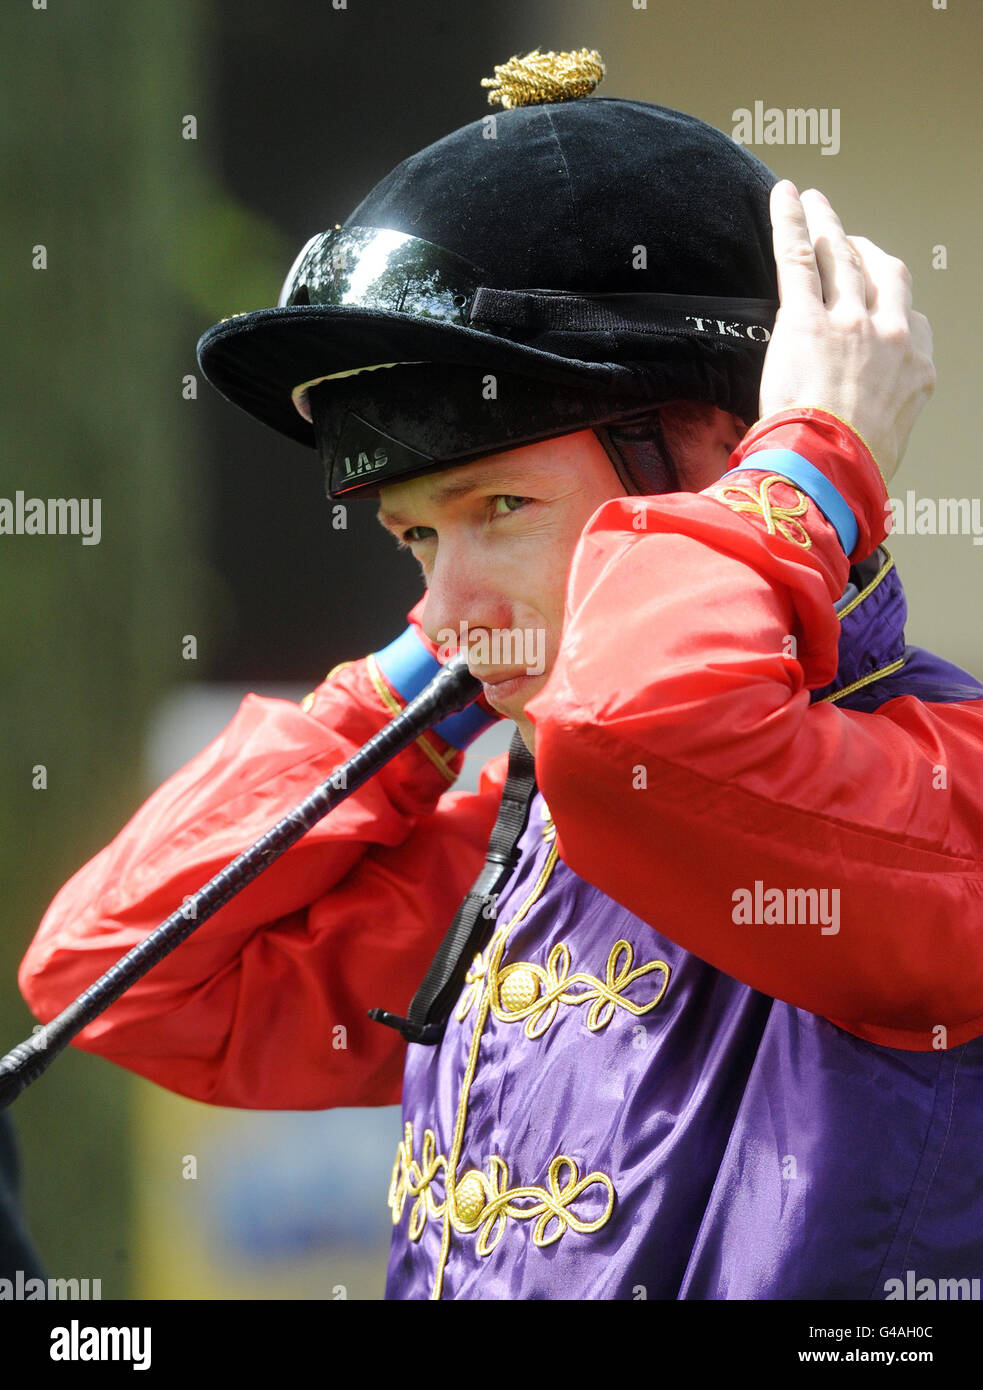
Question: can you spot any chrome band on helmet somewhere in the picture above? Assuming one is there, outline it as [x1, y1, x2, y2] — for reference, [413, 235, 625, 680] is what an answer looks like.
[278, 226, 779, 356]
[278, 227, 487, 325]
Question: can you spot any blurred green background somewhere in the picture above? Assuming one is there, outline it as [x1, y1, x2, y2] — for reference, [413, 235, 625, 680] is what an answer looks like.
[2, 0, 980, 1298]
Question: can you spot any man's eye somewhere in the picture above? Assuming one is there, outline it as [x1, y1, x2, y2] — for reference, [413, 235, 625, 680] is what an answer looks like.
[493, 495, 529, 515]
[397, 526, 434, 549]
[396, 497, 528, 548]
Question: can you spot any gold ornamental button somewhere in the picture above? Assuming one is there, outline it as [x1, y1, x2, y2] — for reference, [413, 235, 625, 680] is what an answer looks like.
[455, 1171, 487, 1226]
[500, 965, 540, 1014]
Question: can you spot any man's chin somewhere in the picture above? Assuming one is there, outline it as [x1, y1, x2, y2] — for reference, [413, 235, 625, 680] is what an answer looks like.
[481, 675, 546, 757]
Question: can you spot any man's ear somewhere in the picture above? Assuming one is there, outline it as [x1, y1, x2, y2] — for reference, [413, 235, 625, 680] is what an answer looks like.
[665, 407, 751, 493]
[714, 410, 751, 453]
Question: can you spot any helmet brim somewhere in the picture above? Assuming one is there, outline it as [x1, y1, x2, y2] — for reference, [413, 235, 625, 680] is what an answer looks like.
[197, 300, 770, 451]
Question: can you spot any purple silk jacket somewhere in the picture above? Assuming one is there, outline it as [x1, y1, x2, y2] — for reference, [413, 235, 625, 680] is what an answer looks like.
[385, 548, 983, 1300]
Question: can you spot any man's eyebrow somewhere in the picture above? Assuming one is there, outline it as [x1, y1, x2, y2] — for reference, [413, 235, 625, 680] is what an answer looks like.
[376, 464, 548, 530]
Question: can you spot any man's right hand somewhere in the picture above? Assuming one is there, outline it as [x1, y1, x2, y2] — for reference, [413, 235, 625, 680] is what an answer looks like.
[758, 181, 935, 484]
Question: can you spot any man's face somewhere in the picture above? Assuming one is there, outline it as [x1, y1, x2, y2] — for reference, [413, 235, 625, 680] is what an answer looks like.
[375, 412, 742, 752]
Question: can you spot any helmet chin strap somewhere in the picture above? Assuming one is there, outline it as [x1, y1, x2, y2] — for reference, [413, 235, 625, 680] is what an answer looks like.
[594, 411, 680, 497]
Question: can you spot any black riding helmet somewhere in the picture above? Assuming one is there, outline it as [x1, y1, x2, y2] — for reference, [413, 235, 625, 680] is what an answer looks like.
[196, 50, 780, 499]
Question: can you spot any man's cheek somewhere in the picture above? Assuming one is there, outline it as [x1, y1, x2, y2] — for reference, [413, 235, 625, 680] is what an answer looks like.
[525, 626, 547, 677]
[516, 671, 550, 709]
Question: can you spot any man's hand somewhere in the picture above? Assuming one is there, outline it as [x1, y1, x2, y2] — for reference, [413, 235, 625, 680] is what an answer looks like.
[758, 181, 935, 483]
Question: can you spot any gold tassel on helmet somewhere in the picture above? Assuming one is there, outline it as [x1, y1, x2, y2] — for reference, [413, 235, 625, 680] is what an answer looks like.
[481, 48, 605, 109]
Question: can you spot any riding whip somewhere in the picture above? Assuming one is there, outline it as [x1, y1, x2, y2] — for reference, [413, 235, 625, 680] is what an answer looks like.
[0, 652, 481, 1111]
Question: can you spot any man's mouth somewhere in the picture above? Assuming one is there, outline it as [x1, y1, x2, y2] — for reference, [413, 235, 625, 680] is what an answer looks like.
[476, 669, 540, 701]
[476, 669, 527, 685]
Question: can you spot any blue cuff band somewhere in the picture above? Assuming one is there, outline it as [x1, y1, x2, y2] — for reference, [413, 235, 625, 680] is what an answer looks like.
[373, 626, 497, 751]
[723, 448, 859, 557]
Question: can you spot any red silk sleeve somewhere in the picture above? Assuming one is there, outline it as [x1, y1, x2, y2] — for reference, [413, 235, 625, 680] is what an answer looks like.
[526, 411, 983, 1051]
[18, 653, 509, 1108]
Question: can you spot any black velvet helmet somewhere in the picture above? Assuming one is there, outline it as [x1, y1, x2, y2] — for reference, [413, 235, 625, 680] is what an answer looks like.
[196, 51, 780, 499]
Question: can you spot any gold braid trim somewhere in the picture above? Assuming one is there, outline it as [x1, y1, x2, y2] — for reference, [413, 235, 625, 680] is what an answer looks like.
[456, 937, 670, 1038]
[388, 835, 671, 1296]
[454, 1154, 613, 1254]
[299, 659, 356, 712]
[778, 404, 886, 485]
[835, 547, 895, 621]
[389, 1125, 447, 1240]
[818, 548, 905, 702]
[481, 48, 604, 109]
[715, 474, 813, 550]
[389, 1128, 614, 1258]
[365, 652, 458, 783]
[817, 656, 906, 704]
[431, 843, 561, 1298]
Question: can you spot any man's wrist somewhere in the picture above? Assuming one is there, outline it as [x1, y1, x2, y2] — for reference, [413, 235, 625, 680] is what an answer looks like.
[722, 448, 858, 556]
[724, 408, 891, 562]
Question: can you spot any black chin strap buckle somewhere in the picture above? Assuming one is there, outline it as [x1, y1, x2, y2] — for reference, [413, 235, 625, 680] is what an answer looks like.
[368, 729, 537, 1048]
[367, 1008, 447, 1046]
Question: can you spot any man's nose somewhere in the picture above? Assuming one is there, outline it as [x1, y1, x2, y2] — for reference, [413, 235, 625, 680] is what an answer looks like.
[419, 543, 511, 654]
